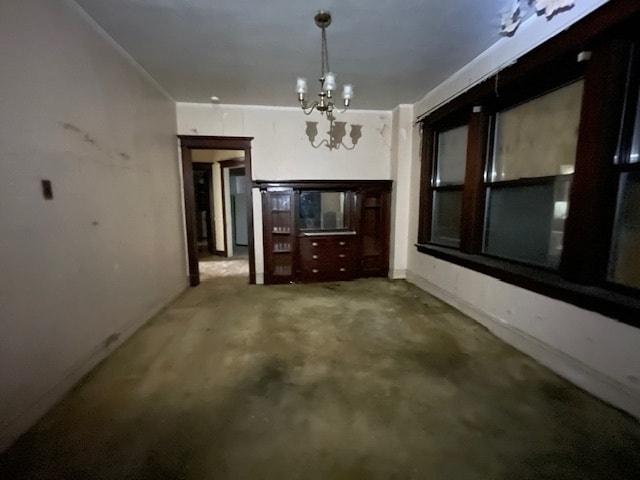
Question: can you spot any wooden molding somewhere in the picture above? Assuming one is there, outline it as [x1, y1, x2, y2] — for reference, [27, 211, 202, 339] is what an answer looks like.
[178, 135, 256, 284]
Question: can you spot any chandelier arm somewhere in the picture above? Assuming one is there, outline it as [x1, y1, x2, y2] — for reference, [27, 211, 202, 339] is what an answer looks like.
[317, 139, 330, 149]
[302, 101, 319, 115]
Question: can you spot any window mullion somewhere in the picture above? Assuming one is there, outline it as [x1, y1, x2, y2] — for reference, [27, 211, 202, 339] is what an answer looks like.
[418, 123, 435, 244]
[560, 38, 632, 284]
[460, 109, 489, 254]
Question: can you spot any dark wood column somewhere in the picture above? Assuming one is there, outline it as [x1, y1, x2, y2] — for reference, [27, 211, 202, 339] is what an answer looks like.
[417, 123, 435, 244]
[460, 109, 489, 254]
[560, 39, 632, 283]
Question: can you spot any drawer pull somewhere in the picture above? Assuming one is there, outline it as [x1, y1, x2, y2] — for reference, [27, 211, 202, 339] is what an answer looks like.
[339, 241, 346, 246]
[312, 242, 318, 247]
[339, 254, 346, 258]
[312, 269, 319, 273]
[339, 267, 346, 272]
[312, 254, 319, 259]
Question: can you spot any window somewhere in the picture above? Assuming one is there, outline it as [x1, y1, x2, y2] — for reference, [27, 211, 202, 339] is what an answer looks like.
[484, 81, 583, 268]
[415, 4, 640, 325]
[430, 124, 468, 247]
[608, 172, 640, 288]
[608, 59, 640, 289]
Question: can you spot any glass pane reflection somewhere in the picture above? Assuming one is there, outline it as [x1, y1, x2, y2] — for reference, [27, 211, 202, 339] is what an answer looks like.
[299, 191, 346, 230]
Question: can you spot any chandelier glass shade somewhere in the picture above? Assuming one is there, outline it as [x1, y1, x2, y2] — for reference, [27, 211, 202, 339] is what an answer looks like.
[296, 11, 353, 115]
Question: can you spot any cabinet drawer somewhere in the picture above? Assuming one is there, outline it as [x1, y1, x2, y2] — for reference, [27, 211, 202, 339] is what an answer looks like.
[300, 264, 356, 282]
[300, 248, 353, 264]
[300, 236, 354, 257]
[298, 235, 357, 282]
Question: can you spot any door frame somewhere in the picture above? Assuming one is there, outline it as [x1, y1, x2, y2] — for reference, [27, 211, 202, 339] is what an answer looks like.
[178, 135, 255, 286]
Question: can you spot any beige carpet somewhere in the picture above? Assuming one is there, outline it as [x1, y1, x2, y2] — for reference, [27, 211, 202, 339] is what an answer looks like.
[1, 275, 639, 479]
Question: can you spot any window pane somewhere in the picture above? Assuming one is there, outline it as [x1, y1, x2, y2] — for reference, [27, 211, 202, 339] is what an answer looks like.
[608, 172, 640, 289]
[492, 81, 584, 181]
[484, 177, 571, 268]
[299, 191, 345, 230]
[436, 125, 468, 185]
[431, 190, 462, 247]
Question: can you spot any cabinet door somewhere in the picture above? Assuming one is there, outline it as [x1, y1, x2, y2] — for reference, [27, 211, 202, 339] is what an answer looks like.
[262, 189, 295, 284]
[360, 188, 391, 277]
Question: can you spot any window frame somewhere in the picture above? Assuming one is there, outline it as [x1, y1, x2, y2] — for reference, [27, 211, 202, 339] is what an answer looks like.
[416, 3, 640, 327]
[606, 42, 640, 293]
[481, 174, 573, 269]
[481, 79, 585, 269]
[429, 120, 469, 248]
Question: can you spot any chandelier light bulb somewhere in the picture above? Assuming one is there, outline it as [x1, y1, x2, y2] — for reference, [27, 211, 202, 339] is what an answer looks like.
[323, 72, 336, 92]
[342, 84, 353, 100]
[296, 77, 308, 94]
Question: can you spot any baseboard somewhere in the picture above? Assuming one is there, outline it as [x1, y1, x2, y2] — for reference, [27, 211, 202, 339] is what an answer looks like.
[0, 287, 187, 452]
[390, 269, 407, 280]
[215, 250, 225, 256]
[406, 271, 640, 419]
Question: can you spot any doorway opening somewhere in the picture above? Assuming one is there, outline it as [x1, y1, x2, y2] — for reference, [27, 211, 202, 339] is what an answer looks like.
[219, 158, 247, 259]
[193, 162, 215, 257]
[178, 136, 255, 286]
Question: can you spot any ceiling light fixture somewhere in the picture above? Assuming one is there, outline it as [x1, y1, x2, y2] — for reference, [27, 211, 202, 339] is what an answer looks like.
[296, 11, 353, 116]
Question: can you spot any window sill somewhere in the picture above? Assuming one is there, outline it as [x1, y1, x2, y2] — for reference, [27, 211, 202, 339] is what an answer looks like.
[415, 243, 640, 328]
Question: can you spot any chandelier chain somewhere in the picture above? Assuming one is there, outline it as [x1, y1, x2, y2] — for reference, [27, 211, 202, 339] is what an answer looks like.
[321, 27, 330, 78]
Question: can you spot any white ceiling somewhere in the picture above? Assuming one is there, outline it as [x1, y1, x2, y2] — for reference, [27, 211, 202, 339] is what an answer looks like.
[74, 0, 506, 110]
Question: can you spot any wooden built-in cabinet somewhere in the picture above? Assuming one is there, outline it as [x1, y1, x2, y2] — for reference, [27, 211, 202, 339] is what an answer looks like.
[262, 188, 295, 284]
[360, 186, 391, 278]
[260, 180, 391, 284]
[299, 234, 358, 282]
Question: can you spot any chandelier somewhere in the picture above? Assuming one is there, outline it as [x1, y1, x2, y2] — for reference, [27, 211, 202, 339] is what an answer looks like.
[296, 11, 353, 115]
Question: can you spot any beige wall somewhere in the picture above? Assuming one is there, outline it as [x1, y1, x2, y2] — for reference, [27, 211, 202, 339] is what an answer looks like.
[177, 104, 392, 181]
[177, 103, 393, 281]
[0, 0, 186, 449]
[389, 105, 414, 279]
[407, 2, 640, 418]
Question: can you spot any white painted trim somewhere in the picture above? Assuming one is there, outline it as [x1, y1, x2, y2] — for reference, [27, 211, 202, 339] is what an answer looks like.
[406, 270, 640, 420]
[66, 0, 174, 103]
[255, 272, 265, 285]
[390, 269, 407, 280]
[176, 102, 392, 116]
[0, 288, 187, 452]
